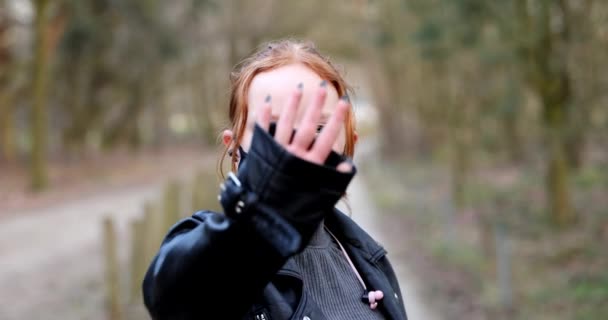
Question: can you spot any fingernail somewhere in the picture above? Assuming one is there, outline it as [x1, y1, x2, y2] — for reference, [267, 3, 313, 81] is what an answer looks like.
[265, 94, 271, 103]
[320, 80, 327, 87]
[297, 82, 303, 90]
[340, 94, 350, 102]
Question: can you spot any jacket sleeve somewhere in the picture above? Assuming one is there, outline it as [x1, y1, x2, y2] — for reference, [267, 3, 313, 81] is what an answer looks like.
[142, 124, 356, 319]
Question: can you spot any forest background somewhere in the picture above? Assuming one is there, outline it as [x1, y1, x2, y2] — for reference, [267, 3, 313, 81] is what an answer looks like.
[0, 1, 607, 319]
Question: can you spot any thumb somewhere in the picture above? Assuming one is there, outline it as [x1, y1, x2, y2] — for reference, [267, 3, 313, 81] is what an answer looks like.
[336, 161, 353, 173]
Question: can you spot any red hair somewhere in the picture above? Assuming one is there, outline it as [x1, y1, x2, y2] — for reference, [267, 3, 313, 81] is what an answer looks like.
[219, 39, 357, 178]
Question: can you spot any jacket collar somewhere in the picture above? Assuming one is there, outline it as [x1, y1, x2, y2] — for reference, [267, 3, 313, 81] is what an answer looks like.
[281, 208, 386, 274]
[327, 209, 405, 320]
[325, 208, 387, 261]
[278, 209, 405, 319]
[280, 207, 386, 270]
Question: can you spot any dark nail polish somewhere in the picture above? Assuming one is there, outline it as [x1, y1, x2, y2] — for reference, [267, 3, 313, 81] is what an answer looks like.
[297, 82, 303, 90]
[265, 94, 271, 103]
[340, 94, 350, 102]
[320, 80, 327, 87]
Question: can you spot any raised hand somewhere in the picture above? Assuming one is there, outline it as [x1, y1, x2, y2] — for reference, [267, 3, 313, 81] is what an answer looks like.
[255, 81, 353, 173]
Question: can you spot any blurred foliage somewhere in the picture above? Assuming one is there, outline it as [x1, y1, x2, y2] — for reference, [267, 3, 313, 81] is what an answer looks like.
[360, 0, 608, 227]
[0, 0, 607, 317]
[0, 0, 372, 190]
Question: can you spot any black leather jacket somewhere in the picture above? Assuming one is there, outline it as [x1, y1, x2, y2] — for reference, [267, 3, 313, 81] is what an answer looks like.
[142, 125, 408, 320]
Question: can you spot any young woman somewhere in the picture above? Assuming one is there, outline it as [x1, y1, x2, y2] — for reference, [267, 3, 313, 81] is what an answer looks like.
[142, 40, 408, 320]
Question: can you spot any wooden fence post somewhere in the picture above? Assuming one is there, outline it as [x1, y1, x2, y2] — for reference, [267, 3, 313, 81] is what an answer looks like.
[129, 217, 145, 304]
[495, 222, 513, 314]
[191, 171, 205, 213]
[163, 180, 181, 231]
[143, 201, 162, 264]
[190, 170, 223, 213]
[103, 216, 123, 320]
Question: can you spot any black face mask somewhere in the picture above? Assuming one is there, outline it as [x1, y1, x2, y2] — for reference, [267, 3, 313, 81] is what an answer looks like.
[235, 123, 277, 169]
[236, 123, 281, 168]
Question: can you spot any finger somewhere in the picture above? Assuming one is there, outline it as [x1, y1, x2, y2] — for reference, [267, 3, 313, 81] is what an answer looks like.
[256, 95, 272, 131]
[291, 81, 327, 150]
[275, 83, 303, 145]
[308, 97, 348, 163]
[336, 161, 353, 173]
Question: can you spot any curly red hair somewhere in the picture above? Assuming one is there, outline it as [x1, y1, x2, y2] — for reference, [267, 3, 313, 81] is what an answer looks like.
[218, 39, 357, 178]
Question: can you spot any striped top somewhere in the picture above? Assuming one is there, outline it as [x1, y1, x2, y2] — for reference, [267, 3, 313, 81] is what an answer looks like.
[293, 222, 385, 320]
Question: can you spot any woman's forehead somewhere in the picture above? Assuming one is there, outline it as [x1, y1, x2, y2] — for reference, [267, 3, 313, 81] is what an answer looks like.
[247, 64, 339, 121]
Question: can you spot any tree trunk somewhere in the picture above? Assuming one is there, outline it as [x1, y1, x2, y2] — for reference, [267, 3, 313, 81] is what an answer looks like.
[448, 63, 474, 210]
[102, 81, 145, 150]
[517, 0, 576, 226]
[0, 16, 15, 162]
[193, 59, 219, 146]
[369, 61, 407, 159]
[544, 96, 576, 226]
[542, 0, 576, 226]
[565, 114, 586, 170]
[30, 0, 51, 191]
[61, 54, 89, 155]
[0, 92, 16, 162]
[502, 76, 524, 163]
[359, 46, 407, 159]
[226, 0, 242, 67]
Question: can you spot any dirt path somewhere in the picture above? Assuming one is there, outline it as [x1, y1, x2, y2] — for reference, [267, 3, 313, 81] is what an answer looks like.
[341, 178, 440, 320]
[0, 164, 204, 320]
[338, 136, 441, 320]
[0, 140, 437, 320]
